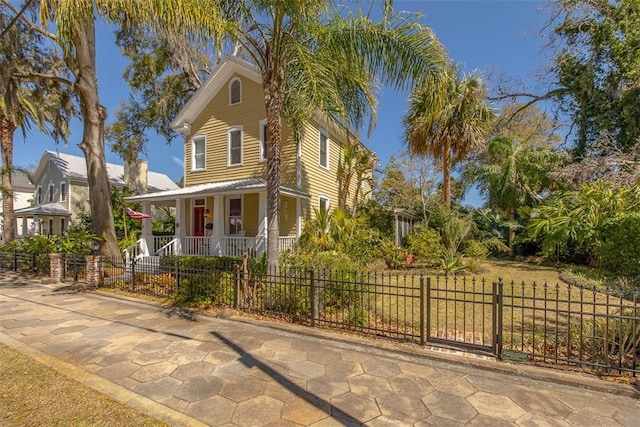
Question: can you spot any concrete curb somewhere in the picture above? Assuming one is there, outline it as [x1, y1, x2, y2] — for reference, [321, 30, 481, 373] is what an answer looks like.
[90, 289, 640, 400]
[0, 331, 207, 427]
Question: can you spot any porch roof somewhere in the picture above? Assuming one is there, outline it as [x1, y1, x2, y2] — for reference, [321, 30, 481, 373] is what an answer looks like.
[14, 202, 72, 217]
[125, 178, 310, 204]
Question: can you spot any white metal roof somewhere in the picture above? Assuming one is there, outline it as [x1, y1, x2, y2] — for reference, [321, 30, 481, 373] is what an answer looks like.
[43, 151, 178, 192]
[14, 202, 72, 216]
[125, 178, 309, 204]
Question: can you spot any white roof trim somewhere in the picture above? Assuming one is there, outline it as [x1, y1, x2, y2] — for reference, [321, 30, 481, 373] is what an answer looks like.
[125, 178, 309, 203]
[171, 56, 262, 133]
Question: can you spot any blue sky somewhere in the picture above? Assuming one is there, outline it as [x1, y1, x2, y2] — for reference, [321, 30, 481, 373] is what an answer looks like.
[13, 1, 550, 206]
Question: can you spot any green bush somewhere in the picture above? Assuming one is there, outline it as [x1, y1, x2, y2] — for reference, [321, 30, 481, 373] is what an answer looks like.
[403, 225, 443, 267]
[381, 240, 406, 269]
[596, 215, 640, 277]
[463, 239, 489, 273]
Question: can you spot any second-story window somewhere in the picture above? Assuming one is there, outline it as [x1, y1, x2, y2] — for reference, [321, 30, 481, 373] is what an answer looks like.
[48, 183, 54, 203]
[259, 120, 267, 162]
[192, 135, 206, 171]
[228, 127, 243, 166]
[36, 186, 42, 204]
[319, 129, 329, 169]
[60, 181, 67, 202]
[229, 78, 242, 105]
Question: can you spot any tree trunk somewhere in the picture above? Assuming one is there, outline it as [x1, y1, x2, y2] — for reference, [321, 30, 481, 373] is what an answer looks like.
[442, 139, 451, 209]
[264, 63, 284, 272]
[72, 19, 120, 259]
[509, 206, 516, 258]
[0, 115, 17, 243]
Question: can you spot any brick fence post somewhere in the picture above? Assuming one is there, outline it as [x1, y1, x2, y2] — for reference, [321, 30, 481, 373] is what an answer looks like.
[49, 253, 62, 283]
[85, 255, 104, 289]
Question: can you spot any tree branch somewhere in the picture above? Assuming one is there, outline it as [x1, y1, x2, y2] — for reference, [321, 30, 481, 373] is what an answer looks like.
[0, 0, 57, 40]
[13, 72, 74, 87]
[0, 0, 34, 39]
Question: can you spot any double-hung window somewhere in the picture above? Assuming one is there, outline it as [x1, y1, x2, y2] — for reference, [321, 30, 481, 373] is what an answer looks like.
[228, 127, 243, 166]
[60, 181, 67, 202]
[48, 183, 54, 203]
[192, 135, 206, 171]
[319, 129, 329, 169]
[259, 120, 267, 162]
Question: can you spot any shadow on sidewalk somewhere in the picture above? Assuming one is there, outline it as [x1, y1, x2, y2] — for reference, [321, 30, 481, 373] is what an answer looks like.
[212, 331, 359, 425]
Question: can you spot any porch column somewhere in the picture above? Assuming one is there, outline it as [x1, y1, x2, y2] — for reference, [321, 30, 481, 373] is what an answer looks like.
[296, 198, 302, 238]
[140, 201, 152, 256]
[21, 217, 27, 237]
[257, 192, 267, 257]
[212, 195, 224, 256]
[174, 198, 184, 255]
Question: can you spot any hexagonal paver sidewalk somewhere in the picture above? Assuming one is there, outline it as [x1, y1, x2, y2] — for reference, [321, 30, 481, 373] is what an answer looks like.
[1, 275, 639, 426]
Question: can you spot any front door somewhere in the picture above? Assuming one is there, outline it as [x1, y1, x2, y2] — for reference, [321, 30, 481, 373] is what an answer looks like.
[193, 206, 205, 237]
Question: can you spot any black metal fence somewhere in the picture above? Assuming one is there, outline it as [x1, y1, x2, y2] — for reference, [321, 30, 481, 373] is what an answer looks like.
[0, 250, 50, 275]
[99, 255, 639, 376]
[2, 251, 638, 376]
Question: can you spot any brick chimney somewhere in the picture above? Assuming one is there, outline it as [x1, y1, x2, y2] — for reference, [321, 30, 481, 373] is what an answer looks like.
[124, 158, 148, 195]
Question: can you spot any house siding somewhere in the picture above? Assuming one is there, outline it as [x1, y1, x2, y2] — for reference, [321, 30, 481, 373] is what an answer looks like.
[244, 193, 259, 237]
[185, 74, 266, 185]
[299, 119, 343, 219]
[69, 181, 90, 223]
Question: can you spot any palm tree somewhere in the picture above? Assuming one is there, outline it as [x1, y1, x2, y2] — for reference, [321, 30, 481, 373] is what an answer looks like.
[403, 63, 494, 209]
[467, 135, 564, 255]
[0, 2, 72, 243]
[337, 141, 377, 214]
[206, 2, 444, 270]
[4, 0, 222, 257]
[465, 105, 564, 255]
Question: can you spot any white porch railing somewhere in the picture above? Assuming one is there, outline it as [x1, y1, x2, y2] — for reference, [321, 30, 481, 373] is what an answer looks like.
[222, 237, 256, 257]
[153, 236, 174, 254]
[278, 236, 297, 252]
[149, 235, 297, 257]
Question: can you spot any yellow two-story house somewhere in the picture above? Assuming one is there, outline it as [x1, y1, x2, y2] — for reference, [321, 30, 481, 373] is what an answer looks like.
[127, 56, 372, 258]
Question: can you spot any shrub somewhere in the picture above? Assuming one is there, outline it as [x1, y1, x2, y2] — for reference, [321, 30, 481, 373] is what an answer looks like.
[463, 239, 489, 273]
[403, 225, 443, 267]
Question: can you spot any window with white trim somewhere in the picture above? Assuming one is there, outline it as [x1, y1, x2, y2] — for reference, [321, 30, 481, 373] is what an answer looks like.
[319, 195, 329, 214]
[60, 181, 67, 202]
[60, 218, 66, 235]
[228, 127, 243, 166]
[48, 183, 54, 203]
[192, 135, 206, 171]
[319, 129, 329, 169]
[229, 78, 242, 105]
[259, 120, 267, 162]
[228, 197, 242, 235]
[36, 186, 42, 204]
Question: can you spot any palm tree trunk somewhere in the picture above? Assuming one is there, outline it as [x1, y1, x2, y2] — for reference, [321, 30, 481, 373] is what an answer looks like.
[0, 115, 17, 243]
[72, 19, 120, 259]
[509, 206, 516, 258]
[264, 64, 284, 272]
[443, 139, 451, 209]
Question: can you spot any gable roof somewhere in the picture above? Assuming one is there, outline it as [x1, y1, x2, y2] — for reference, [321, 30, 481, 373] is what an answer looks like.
[171, 56, 375, 157]
[171, 56, 262, 134]
[12, 170, 34, 191]
[36, 151, 178, 192]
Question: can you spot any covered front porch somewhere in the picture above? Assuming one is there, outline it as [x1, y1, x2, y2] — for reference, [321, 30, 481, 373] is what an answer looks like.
[126, 178, 308, 259]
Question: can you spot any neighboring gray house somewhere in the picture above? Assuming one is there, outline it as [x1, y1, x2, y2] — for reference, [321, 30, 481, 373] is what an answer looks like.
[14, 151, 178, 236]
[0, 170, 35, 242]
